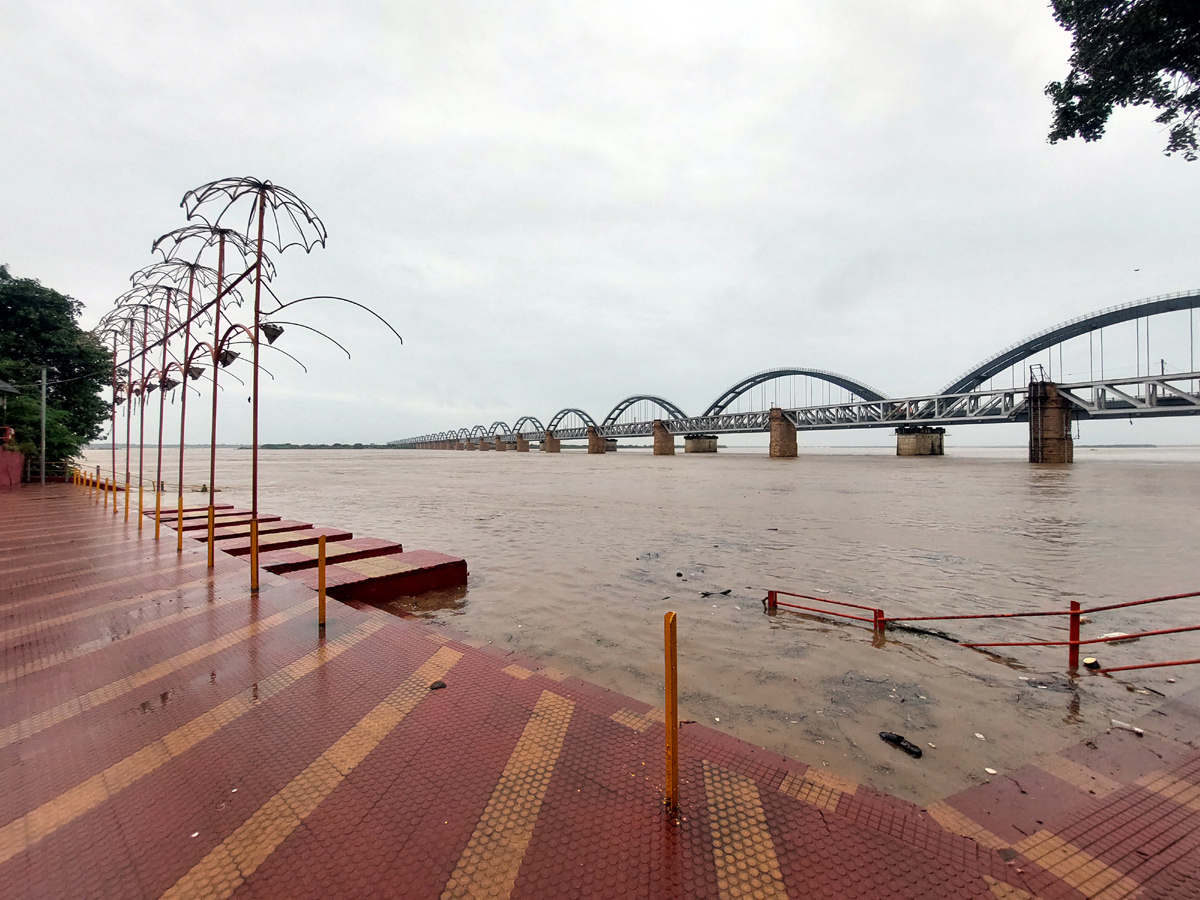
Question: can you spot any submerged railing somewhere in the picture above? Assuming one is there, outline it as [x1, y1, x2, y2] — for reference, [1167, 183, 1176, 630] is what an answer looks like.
[765, 587, 1200, 676]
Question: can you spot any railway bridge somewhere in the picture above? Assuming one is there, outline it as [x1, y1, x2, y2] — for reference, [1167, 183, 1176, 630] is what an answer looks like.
[394, 290, 1200, 464]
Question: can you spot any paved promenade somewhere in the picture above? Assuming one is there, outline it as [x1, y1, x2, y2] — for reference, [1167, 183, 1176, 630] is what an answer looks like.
[2, 484, 1198, 899]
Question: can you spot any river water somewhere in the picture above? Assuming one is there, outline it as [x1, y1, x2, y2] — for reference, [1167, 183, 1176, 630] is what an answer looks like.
[84, 444, 1200, 804]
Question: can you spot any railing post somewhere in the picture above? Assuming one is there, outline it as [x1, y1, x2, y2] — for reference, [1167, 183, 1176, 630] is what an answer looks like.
[664, 611, 679, 812]
[154, 488, 162, 541]
[104, 478, 109, 510]
[1068, 600, 1081, 674]
[318, 534, 327, 630]
[874, 609, 886, 640]
[766, 590, 778, 612]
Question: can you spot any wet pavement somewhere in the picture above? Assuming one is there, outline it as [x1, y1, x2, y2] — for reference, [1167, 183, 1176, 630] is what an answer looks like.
[2, 482, 1198, 899]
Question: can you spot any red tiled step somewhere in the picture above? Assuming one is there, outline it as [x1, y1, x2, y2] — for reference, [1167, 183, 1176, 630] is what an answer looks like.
[176, 513, 282, 532]
[284, 548, 467, 602]
[200, 519, 314, 542]
[145, 503, 234, 517]
[258, 536, 402, 573]
[220, 526, 355, 557]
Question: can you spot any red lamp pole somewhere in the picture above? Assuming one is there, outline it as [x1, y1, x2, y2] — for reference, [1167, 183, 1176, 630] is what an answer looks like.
[206, 235, 226, 568]
[249, 191, 266, 592]
[154, 297, 171, 540]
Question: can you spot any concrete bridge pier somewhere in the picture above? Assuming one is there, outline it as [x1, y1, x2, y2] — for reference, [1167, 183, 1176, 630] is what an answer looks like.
[1029, 381, 1074, 464]
[587, 426, 606, 454]
[465, 440, 476, 450]
[684, 435, 717, 453]
[542, 431, 561, 453]
[896, 426, 944, 456]
[769, 408, 798, 458]
[515, 435, 530, 452]
[495, 437, 508, 451]
[479, 438, 493, 451]
[653, 420, 675, 455]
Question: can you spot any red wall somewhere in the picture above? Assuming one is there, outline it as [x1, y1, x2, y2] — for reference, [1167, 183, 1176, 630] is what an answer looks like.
[0, 449, 24, 488]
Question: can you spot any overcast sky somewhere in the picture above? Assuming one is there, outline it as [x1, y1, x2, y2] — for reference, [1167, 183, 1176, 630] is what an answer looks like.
[3, 1, 1197, 446]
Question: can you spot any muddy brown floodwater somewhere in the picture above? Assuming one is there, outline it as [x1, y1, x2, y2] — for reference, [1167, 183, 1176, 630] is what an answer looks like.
[86, 444, 1200, 805]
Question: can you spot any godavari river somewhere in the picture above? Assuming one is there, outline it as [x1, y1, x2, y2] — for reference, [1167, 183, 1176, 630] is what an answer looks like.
[85, 444, 1200, 803]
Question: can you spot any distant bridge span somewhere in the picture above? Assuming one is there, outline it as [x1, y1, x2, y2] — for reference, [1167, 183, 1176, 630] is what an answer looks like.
[396, 290, 1200, 461]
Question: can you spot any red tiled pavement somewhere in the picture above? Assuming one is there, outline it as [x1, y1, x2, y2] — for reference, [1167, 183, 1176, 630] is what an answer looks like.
[3, 482, 1198, 900]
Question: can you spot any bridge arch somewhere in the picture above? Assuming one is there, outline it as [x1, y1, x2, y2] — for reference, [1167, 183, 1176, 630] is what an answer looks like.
[703, 367, 889, 416]
[942, 289, 1200, 395]
[601, 395, 688, 427]
[512, 416, 545, 434]
[486, 421, 511, 437]
[456, 428, 470, 439]
[546, 408, 597, 430]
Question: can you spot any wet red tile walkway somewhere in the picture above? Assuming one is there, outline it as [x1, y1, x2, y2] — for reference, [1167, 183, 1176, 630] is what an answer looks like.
[3, 483, 1198, 899]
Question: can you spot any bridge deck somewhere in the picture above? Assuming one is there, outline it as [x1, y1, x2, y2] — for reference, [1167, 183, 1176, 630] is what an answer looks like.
[3, 483, 1198, 900]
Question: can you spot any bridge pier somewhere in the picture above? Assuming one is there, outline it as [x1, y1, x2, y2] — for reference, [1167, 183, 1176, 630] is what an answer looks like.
[495, 436, 508, 451]
[542, 431, 560, 453]
[1029, 380, 1074, 464]
[684, 434, 717, 453]
[587, 426, 606, 454]
[896, 426, 944, 456]
[653, 420, 675, 455]
[605, 438, 618, 452]
[769, 408, 797, 458]
[479, 438, 493, 451]
[515, 435, 530, 452]
[464, 440, 476, 450]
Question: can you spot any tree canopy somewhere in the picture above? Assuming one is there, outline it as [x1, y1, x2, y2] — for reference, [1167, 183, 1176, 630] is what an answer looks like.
[0, 265, 111, 460]
[1046, 0, 1200, 160]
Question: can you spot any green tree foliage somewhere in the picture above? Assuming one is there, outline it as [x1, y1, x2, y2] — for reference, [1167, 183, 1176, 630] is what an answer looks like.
[1046, 0, 1200, 160]
[0, 265, 111, 460]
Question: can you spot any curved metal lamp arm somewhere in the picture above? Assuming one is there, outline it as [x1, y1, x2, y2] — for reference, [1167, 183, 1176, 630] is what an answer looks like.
[261, 343, 309, 374]
[263, 320, 352, 359]
[269, 293, 403, 344]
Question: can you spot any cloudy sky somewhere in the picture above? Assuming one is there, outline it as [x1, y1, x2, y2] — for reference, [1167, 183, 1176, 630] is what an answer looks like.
[3, 1, 1197, 445]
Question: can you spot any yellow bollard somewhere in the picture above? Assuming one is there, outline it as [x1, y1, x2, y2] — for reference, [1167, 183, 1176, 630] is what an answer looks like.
[154, 489, 161, 540]
[206, 507, 215, 568]
[138, 482, 144, 531]
[318, 535, 327, 629]
[664, 610, 679, 811]
[104, 478, 109, 510]
[124, 481, 130, 521]
[250, 520, 259, 592]
[177, 499, 184, 553]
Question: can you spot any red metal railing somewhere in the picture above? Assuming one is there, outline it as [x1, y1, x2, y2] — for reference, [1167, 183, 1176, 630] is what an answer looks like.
[764, 587, 1200, 676]
[765, 590, 886, 634]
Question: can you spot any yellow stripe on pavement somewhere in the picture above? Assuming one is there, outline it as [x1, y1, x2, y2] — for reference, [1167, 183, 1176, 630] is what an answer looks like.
[703, 761, 789, 900]
[1, 600, 311, 748]
[0, 619, 384, 866]
[0, 593, 243, 685]
[441, 690, 575, 900]
[157, 646, 462, 900]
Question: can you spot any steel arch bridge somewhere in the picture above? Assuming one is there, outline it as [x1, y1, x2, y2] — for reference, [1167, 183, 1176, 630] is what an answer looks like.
[394, 289, 1200, 448]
